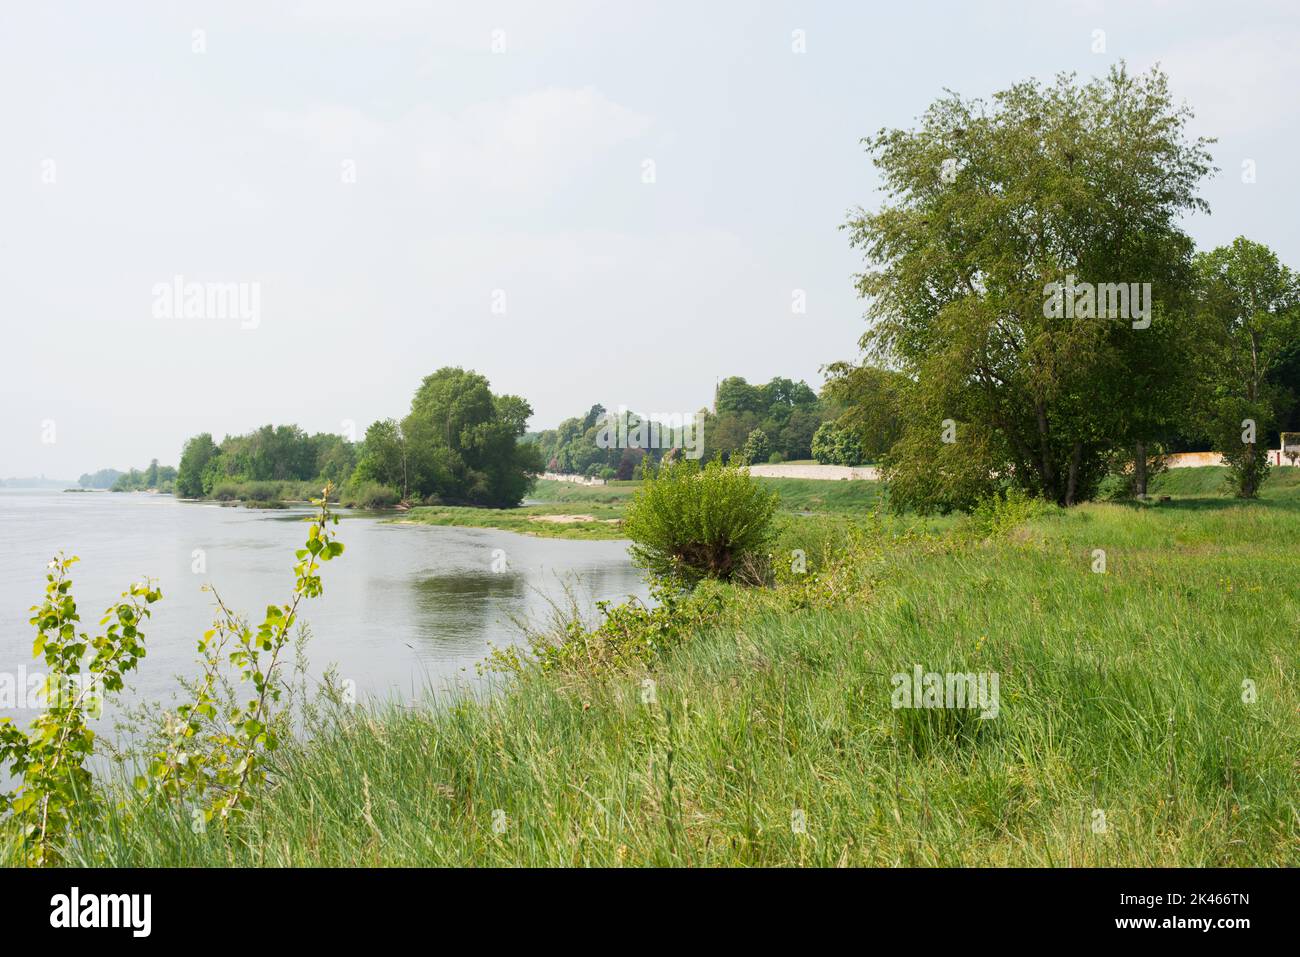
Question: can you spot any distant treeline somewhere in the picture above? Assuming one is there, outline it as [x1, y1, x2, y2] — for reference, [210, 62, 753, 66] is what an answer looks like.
[1, 476, 69, 489]
[175, 427, 355, 500]
[528, 374, 869, 479]
[77, 468, 123, 489]
[76, 462, 177, 492]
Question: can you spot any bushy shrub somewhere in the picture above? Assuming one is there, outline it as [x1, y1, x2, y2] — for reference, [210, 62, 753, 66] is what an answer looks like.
[811, 422, 864, 465]
[740, 429, 770, 466]
[968, 487, 1056, 538]
[342, 481, 401, 509]
[624, 458, 779, 585]
[487, 582, 730, 678]
[242, 481, 281, 503]
[210, 482, 242, 501]
[1209, 398, 1273, 498]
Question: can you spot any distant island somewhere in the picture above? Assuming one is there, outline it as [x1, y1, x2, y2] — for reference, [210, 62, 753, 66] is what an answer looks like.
[75, 460, 177, 493]
[0, 476, 72, 489]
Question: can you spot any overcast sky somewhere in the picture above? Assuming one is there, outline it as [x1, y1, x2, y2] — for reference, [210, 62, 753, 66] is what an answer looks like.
[3, 0, 1297, 478]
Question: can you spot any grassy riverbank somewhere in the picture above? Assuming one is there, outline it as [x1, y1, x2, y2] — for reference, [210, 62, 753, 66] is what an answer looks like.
[394, 476, 886, 540]
[393, 502, 629, 540]
[68, 469, 1299, 866]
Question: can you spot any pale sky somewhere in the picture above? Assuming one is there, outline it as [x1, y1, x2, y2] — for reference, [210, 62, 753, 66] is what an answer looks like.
[3, 0, 1298, 478]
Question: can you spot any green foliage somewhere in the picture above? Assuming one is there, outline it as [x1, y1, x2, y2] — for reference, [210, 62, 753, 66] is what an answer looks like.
[1, 488, 344, 864]
[845, 65, 1214, 508]
[0, 558, 160, 865]
[967, 487, 1057, 538]
[340, 481, 401, 509]
[1208, 400, 1273, 498]
[77, 468, 123, 489]
[352, 368, 540, 507]
[1194, 238, 1300, 497]
[624, 458, 779, 585]
[176, 434, 219, 498]
[533, 405, 682, 477]
[179, 424, 359, 499]
[111, 460, 177, 492]
[137, 486, 344, 826]
[737, 428, 770, 466]
[811, 422, 865, 466]
[534, 378, 827, 476]
[820, 362, 907, 461]
[487, 582, 729, 678]
[703, 375, 827, 463]
[880, 416, 1001, 514]
[351, 419, 408, 498]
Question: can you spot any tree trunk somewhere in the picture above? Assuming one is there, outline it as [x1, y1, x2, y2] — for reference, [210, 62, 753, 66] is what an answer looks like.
[1133, 440, 1148, 498]
[1034, 402, 1057, 501]
[1064, 441, 1083, 506]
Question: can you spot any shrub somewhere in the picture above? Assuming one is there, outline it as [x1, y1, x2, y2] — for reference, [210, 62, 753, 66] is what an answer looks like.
[0, 560, 160, 865]
[342, 481, 400, 509]
[624, 458, 779, 585]
[740, 429, 770, 466]
[487, 582, 730, 678]
[1209, 398, 1273, 498]
[811, 422, 864, 465]
[968, 487, 1056, 538]
[1, 489, 346, 862]
[242, 481, 281, 502]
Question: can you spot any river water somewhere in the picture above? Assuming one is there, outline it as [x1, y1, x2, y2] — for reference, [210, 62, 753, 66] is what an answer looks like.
[0, 490, 645, 731]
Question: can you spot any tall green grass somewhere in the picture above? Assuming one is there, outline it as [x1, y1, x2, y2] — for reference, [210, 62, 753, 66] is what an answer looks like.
[1149, 464, 1300, 500]
[67, 487, 1298, 866]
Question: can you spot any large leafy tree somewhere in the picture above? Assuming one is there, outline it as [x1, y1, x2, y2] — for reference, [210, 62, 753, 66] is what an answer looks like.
[176, 434, 219, 498]
[820, 362, 907, 462]
[1193, 238, 1300, 497]
[846, 65, 1214, 508]
[353, 419, 410, 499]
[400, 367, 541, 506]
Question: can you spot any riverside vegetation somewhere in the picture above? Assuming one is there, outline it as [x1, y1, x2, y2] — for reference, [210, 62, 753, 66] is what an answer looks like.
[1, 487, 347, 865]
[395, 475, 887, 541]
[2, 464, 1295, 866]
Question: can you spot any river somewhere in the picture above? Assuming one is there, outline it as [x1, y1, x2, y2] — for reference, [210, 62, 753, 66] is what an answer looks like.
[0, 489, 646, 732]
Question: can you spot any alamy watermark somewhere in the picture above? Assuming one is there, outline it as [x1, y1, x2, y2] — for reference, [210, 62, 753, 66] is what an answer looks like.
[50, 887, 150, 937]
[595, 406, 703, 459]
[152, 275, 261, 329]
[1043, 274, 1151, 329]
[0, 669, 104, 717]
[890, 665, 1000, 719]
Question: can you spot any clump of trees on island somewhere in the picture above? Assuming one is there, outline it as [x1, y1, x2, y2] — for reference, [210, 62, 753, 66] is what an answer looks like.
[77, 462, 178, 492]
[173, 367, 539, 509]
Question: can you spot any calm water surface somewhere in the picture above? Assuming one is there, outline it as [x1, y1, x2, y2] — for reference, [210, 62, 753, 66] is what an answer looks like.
[0, 490, 645, 729]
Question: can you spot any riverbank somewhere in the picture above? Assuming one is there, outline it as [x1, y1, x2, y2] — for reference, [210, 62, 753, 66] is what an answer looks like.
[393, 502, 628, 540]
[64, 470, 1300, 866]
[393, 476, 886, 540]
